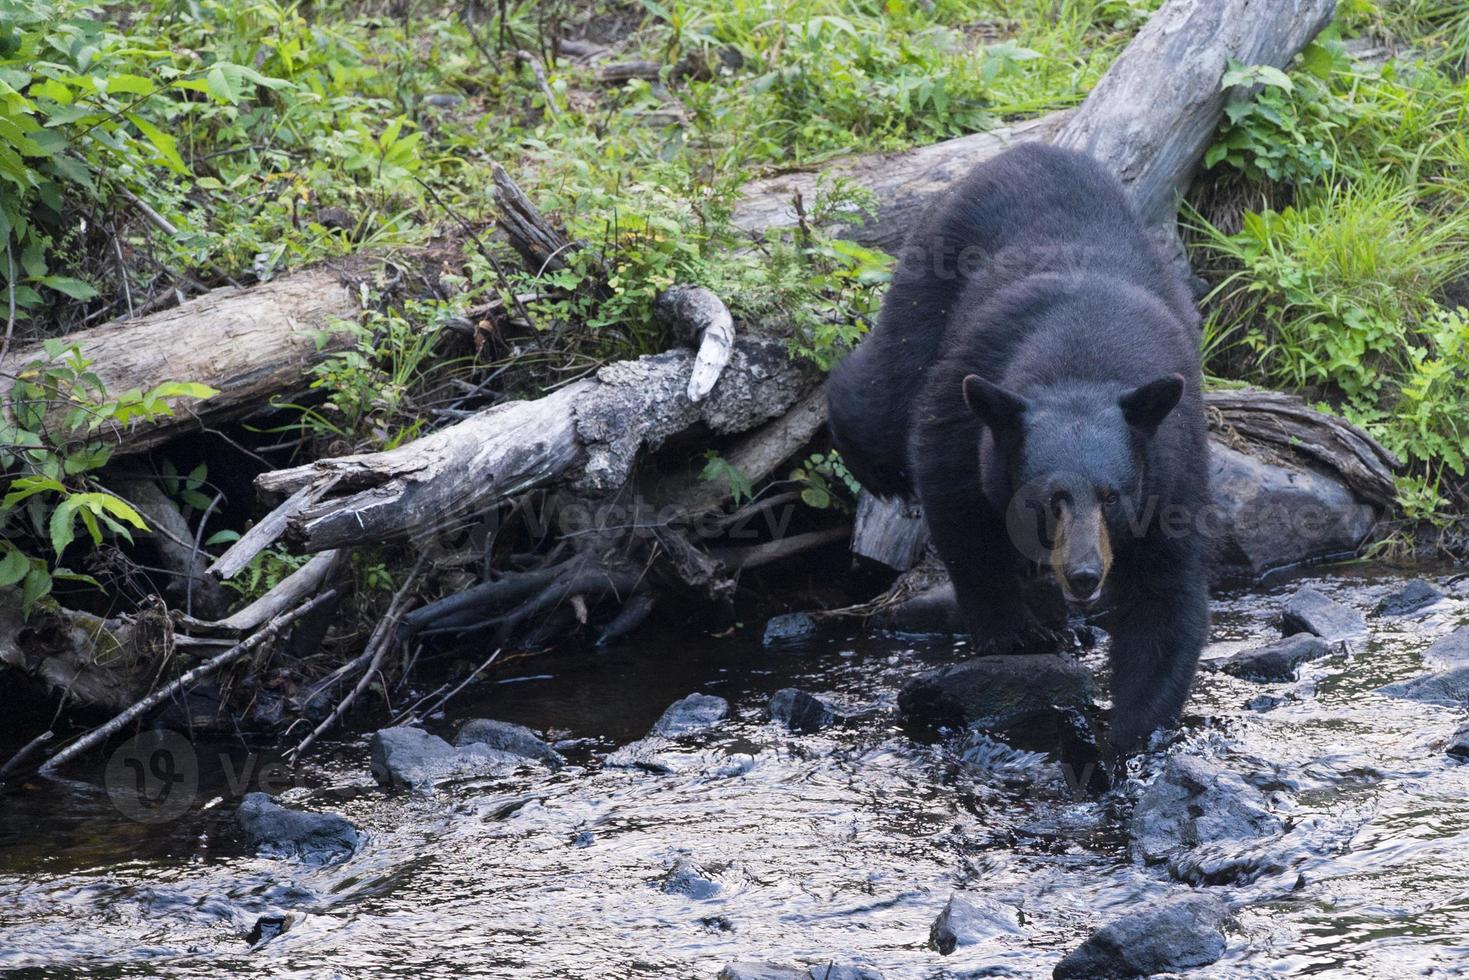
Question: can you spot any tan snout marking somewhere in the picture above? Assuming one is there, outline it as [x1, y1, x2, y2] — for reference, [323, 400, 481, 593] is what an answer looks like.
[1049, 502, 1112, 599]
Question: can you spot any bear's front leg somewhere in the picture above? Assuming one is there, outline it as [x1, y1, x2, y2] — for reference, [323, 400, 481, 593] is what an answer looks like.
[1104, 551, 1209, 753]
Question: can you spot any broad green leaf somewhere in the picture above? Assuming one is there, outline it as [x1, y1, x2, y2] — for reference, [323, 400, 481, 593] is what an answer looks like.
[125, 112, 187, 173]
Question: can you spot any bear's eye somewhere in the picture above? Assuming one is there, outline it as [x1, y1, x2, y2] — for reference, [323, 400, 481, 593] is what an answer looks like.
[1100, 488, 1120, 506]
[1049, 491, 1071, 515]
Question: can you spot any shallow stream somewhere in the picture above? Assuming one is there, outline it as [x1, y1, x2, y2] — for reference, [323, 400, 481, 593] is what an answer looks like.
[2, 566, 1468, 977]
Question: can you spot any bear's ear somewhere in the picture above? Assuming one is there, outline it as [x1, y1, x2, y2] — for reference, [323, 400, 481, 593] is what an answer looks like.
[1119, 374, 1185, 433]
[962, 375, 1027, 431]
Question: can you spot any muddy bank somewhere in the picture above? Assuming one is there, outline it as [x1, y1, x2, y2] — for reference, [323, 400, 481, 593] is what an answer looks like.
[1, 566, 1468, 977]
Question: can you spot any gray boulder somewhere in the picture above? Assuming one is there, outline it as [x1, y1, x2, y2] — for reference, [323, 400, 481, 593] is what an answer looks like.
[1377, 665, 1469, 707]
[1280, 587, 1366, 642]
[369, 726, 527, 794]
[1422, 627, 1469, 668]
[455, 718, 564, 769]
[236, 792, 359, 865]
[763, 612, 818, 647]
[1132, 755, 1283, 884]
[1373, 579, 1445, 617]
[651, 693, 729, 736]
[1052, 894, 1229, 978]
[929, 893, 1025, 955]
[1208, 443, 1375, 582]
[769, 688, 837, 733]
[1215, 634, 1332, 682]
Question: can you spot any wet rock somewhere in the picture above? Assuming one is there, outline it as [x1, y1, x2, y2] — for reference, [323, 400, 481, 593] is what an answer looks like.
[875, 584, 966, 635]
[1215, 634, 1332, 682]
[1208, 443, 1376, 582]
[236, 792, 359, 865]
[661, 859, 721, 900]
[763, 612, 818, 647]
[1377, 665, 1469, 707]
[899, 654, 1096, 746]
[1280, 588, 1366, 642]
[718, 965, 882, 980]
[769, 688, 837, 733]
[1052, 893, 1228, 979]
[455, 718, 564, 769]
[651, 693, 729, 736]
[1131, 756, 1283, 884]
[369, 725, 526, 794]
[1373, 579, 1445, 617]
[246, 913, 295, 946]
[1447, 722, 1469, 760]
[1422, 627, 1469, 668]
[929, 893, 1025, 955]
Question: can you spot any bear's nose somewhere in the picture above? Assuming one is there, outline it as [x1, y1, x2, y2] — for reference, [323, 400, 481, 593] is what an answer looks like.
[1066, 568, 1101, 599]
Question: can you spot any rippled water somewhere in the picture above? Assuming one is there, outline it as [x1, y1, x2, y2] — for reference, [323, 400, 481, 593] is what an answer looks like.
[2, 567, 1468, 977]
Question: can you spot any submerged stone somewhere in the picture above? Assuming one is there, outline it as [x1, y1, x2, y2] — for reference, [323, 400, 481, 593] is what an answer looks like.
[719, 965, 882, 980]
[369, 725, 528, 794]
[455, 718, 564, 769]
[1280, 588, 1366, 642]
[1422, 627, 1469, 668]
[1377, 665, 1469, 707]
[1216, 634, 1332, 682]
[651, 693, 730, 736]
[1052, 894, 1228, 979]
[661, 859, 721, 900]
[1131, 755, 1284, 885]
[1373, 579, 1445, 617]
[898, 654, 1096, 746]
[236, 792, 359, 865]
[929, 893, 1025, 955]
[1447, 722, 1469, 760]
[763, 612, 819, 647]
[769, 688, 837, 733]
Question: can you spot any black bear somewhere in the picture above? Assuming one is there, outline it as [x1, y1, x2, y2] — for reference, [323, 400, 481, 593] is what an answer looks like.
[828, 143, 1209, 752]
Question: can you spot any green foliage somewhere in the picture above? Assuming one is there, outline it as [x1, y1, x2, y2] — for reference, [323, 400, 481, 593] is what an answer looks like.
[221, 545, 312, 602]
[700, 450, 753, 506]
[789, 451, 862, 511]
[0, 343, 218, 613]
[1194, 24, 1469, 518]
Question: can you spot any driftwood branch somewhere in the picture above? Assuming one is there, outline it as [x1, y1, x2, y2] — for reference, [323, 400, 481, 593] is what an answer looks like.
[653, 285, 736, 402]
[492, 163, 578, 275]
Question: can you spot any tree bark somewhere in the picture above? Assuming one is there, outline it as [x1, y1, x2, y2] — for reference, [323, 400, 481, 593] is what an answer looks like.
[2, 267, 359, 454]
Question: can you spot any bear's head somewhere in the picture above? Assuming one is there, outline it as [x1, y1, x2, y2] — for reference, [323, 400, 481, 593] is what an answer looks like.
[962, 372, 1184, 607]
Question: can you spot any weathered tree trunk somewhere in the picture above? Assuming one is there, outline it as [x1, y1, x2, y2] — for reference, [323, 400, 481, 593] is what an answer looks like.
[733, 0, 1337, 246]
[253, 339, 815, 553]
[2, 268, 359, 454]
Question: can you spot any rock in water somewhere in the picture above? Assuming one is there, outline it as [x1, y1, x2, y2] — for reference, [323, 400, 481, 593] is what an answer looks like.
[651, 693, 730, 736]
[769, 688, 837, 733]
[1280, 588, 1366, 642]
[661, 859, 721, 900]
[1373, 579, 1445, 617]
[1421, 627, 1469, 668]
[929, 893, 1025, 955]
[1447, 722, 1469, 760]
[455, 718, 564, 769]
[899, 654, 1096, 746]
[1131, 755, 1283, 885]
[1052, 894, 1228, 978]
[236, 792, 359, 865]
[763, 612, 818, 647]
[874, 584, 967, 636]
[369, 725, 527, 794]
[1215, 634, 1332, 682]
[1377, 665, 1469, 707]
[1207, 443, 1376, 582]
[718, 964, 882, 980]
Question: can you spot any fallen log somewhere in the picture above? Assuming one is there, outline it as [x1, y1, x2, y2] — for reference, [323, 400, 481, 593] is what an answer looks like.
[253, 338, 815, 553]
[733, 0, 1337, 247]
[2, 267, 360, 455]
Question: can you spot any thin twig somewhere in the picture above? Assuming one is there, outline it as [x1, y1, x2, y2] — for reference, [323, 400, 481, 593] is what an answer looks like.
[0, 731, 54, 782]
[116, 184, 181, 239]
[39, 588, 340, 774]
[184, 491, 224, 617]
[395, 647, 504, 726]
[286, 559, 429, 765]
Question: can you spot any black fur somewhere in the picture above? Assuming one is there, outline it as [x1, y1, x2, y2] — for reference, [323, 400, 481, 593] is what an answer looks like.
[828, 144, 1210, 752]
